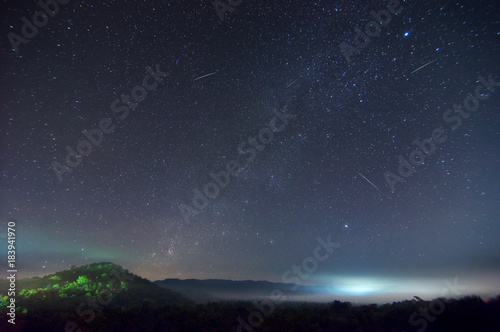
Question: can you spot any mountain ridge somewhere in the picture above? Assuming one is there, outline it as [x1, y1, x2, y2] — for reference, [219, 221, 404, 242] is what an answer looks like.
[154, 277, 331, 303]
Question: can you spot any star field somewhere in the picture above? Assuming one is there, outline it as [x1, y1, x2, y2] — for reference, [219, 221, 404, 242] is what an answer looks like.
[1, 0, 499, 301]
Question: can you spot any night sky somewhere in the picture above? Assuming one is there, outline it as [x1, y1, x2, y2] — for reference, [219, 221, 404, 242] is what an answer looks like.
[1, 0, 499, 302]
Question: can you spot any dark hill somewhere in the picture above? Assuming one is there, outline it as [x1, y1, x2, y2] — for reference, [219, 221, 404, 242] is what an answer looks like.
[0, 262, 192, 313]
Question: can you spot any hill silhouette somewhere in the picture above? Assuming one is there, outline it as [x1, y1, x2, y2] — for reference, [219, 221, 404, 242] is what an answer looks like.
[0, 262, 191, 313]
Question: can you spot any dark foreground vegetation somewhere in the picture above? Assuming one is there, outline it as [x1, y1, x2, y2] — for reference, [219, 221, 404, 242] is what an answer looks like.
[1, 263, 499, 331]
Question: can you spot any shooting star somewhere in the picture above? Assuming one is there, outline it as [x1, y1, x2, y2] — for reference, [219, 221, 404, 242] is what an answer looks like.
[193, 71, 217, 81]
[286, 79, 298, 88]
[410, 57, 442, 75]
[357, 171, 382, 193]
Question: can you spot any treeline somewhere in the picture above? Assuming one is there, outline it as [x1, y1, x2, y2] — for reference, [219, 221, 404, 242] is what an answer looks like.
[1, 295, 500, 331]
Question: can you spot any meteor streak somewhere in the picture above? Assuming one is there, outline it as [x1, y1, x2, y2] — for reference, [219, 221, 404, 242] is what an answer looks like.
[357, 171, 382, 193]
[193, 72, 217, 81]
[410, 57, 442, 75]
[286, 79, 298, 88]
